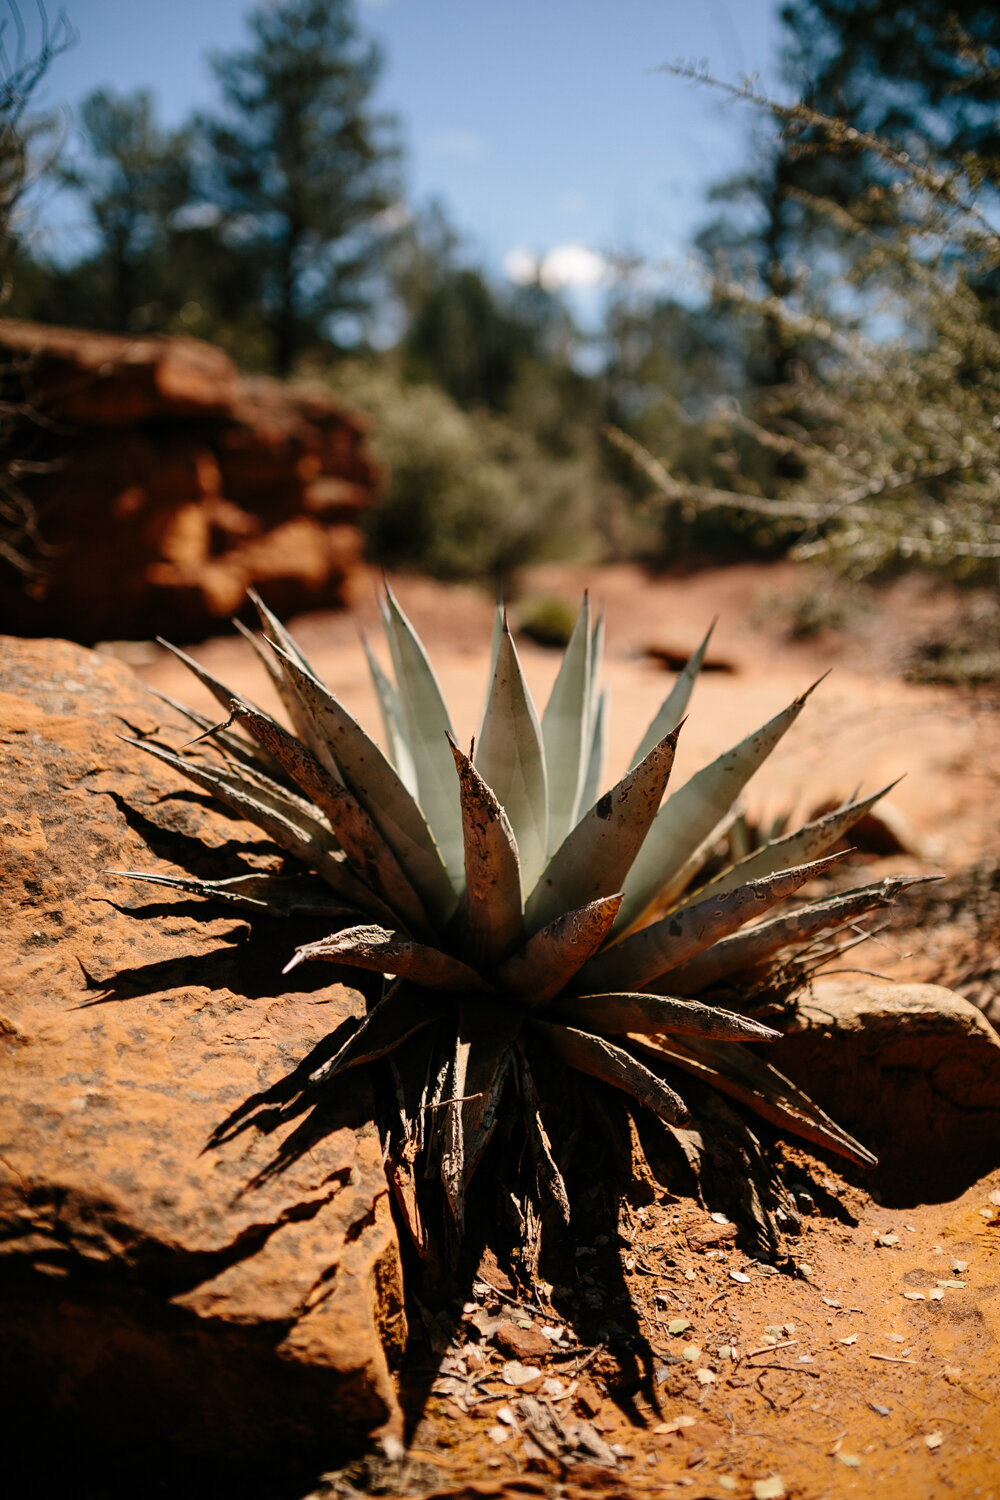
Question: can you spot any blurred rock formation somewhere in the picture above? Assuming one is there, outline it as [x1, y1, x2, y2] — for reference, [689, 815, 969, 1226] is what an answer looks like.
[0, 320, 380, 641]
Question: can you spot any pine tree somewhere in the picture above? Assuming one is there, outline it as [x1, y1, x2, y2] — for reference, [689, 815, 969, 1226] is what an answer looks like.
[58, 88, 191, 331]
[201, 0, 400, 374]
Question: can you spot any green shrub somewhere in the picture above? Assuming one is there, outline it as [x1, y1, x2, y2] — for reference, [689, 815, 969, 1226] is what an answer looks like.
[330, 362, 611, 582]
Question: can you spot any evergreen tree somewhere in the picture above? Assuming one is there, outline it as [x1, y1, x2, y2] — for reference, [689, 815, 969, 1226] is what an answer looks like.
[57, 87, 192, 330]
[200, 0, 399, 374]
[781, 1, 1000, 176]
[0, 4, 73, 281]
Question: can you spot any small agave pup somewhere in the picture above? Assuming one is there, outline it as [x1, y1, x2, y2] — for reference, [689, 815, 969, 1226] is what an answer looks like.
[119, 588, 913, 1262]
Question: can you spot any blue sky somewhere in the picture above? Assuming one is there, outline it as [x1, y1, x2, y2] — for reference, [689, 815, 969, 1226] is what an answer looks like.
[26, 0, 786, 295]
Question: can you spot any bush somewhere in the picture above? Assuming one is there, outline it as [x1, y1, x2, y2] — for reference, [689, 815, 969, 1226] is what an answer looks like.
[330, 362, 613, 583]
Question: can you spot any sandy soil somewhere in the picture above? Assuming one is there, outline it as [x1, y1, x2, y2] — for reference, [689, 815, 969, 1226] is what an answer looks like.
[349, 1169, 1000, 1500]
[109, 559, 1000, 1500]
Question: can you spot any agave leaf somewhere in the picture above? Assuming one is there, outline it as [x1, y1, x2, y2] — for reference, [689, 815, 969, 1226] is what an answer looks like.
[384, 1034, 439, 1258]
[516, 1045, 570, 1222]
[285, 922, 487, 991]
[230, 697, 432, 936]
[247, 588, 320, 679]
[497, 893, 623, 1007]
[678, 779, 902, 908]
[541, 593, 592, 853]
[359, 628, 418, 795]
[481, 596, 506, 719]
[637, 803, 743, 920]
[577, 684, 609, 823]
[234, 617, 343, 783]
[629, 618, 717, 770]
[144, 686, 286, 782]
[525, 725, 681, 934]
[440, 1020, 470, 1227]
[635, 1034, 877, 1168]
[120, 737, 386, 908]
[263, 643, 457, 925]
[617, 679, 825, 933]
[578, 852, 848, 993]
[385, 1139, 428, 1260]
[110, 868, 362, 919]
[657, 875, 925, 996]
[129, 731, 324, 829]
[155, 638, 258, 723]
[474, 618, 549, 894]
[589, 609, 605, 701]
[458, 1005, 521, 1188]
[186, 748, 350, 872]
[309, 979, 446, 1085]
[448, 735, 525, 966]
[381, 585, 465, 888]
[548, 991, 781, 1042]
[533, 1020, 690, 1125]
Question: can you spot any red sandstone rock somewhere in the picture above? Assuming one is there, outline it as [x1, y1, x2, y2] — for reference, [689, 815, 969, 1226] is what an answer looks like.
[492, 1321, 552, 1361]
[0, 636, 405, 1485]
[0, 320, 380, 641]
[775, 977, 1000, 1201]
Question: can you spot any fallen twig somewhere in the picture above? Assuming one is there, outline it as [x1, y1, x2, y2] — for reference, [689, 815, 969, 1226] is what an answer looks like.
[745, 1339, 799, 1359]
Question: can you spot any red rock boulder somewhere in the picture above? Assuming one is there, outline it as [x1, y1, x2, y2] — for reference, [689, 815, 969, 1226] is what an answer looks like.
[0, 636, 405, 1491]
[0, 321, 381, 642]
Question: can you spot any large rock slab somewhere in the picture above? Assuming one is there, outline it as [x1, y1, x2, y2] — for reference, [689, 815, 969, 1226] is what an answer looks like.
[0, 637, 405, 1488]
[776, 978, 1000, 1202]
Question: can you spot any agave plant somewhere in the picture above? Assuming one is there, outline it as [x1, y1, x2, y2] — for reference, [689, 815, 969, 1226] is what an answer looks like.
[118, 587, 913, 1260]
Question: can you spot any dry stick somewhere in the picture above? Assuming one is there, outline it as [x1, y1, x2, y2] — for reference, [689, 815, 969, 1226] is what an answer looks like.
[744, 1339, 799, 1359]
[869, 1353, 920, 1365]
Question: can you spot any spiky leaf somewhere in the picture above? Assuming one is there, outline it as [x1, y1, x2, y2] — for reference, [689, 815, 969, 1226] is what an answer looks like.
[525, 725, 680, 933]
[637, 1034, 877, 1168]
[111, 868, 361, 919]
[230, 697, 432, 936]
[548, 991, 781, 1042]
[474, 619, 549, 894]
[285, 923, 488, 991]
[309, 980, 446, 1085]
[629, 618, 716, 769]
[497, 893, 623, 1007]
[578, 852, 847, 994]
[144, 685, 285, 783]
[578, 683, 609, 821]
[359, 629, 419, 795]
[657, 875, 925, 995]
[232, 617, 342, 783]
[382, 585, 465, 886]
[617, 679, 824, 932]
[263, 643, 457, 924]
[449, 735, 525, 967]
[679, 780, 901, 907]
[123, 737, 385, 915]
[541, 593, 591, 852]
[534, 1021, 689, 1124]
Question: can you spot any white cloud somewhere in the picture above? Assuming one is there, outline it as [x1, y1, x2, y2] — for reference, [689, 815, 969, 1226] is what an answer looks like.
[504, 242, 609, 292]
[503, 247, 540, 286]
[428, 130, 486, 160]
